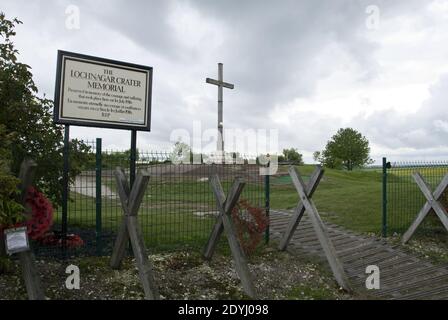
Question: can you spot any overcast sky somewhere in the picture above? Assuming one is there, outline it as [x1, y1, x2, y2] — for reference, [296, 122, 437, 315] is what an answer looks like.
[3, 0, 448, 163]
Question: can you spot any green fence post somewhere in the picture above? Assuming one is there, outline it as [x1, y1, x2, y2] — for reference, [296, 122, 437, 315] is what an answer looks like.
[96, 138, 102, 255]
[265, 162, 270, 244]
[382, 157, 387, 237]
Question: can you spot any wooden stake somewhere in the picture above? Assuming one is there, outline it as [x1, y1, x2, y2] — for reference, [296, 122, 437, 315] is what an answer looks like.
[16, 159, 45, 300]
[203, 175, 257, 298]
[402, 173, 448, 244]
[110, 167, 160, 300]
[280, 166, 352, 292]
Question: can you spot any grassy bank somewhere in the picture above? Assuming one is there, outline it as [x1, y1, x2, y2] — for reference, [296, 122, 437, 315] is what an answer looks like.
[270, 165, 382, 234]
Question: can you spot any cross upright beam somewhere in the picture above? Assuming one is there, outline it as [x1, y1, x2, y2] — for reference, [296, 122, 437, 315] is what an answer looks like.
[206, 63, 234, 154]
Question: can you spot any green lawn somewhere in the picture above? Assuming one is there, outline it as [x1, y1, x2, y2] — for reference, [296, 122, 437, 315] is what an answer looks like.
[270, 165, 382, 234]
[56, 177, 264, 250]
[58, 165, 446, 251]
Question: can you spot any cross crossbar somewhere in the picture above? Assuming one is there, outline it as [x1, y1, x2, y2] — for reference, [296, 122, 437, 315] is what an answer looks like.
[203, 175, 257, 298]
[280, 166, 352, 292]
[206, 78, 235, 89]
[402, 173, 448, 244]
[110, 167, 160, 300]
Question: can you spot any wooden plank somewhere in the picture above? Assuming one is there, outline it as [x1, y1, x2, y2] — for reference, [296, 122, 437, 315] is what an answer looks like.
[349, 251, 398, 269]
[348, 253, 408, 274]
[114, 167, 131, 215]
[396, 283, 448, 300]
[110, 168, 160, 299]
[402, 202, 433, 244]
[203, 175, 247, 259]
[340, 246, 388, 263]
[203, 217, 224, 260]
[202, 175, 226, 260]
[19, 251, 45, 300]
[289, 166, 352, 292]
[18, 159, 37, 201]
[380, 273, 448, 295]
[278, 166, 324, 251]
[17, 160, 45, 300]
[110, 168, 132, 269]
[110, 216, 129, 269]
[127, 216, 160, 300]
[270, 210, 448, 300]
[221, 208, 257, 298]
[127, 171, 150, 216]
[381, 266, 442, 286]
[207, 176, 257, 298]
[403, 173, 448, 243]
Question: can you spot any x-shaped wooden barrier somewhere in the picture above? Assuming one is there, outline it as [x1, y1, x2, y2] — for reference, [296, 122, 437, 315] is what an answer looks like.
[17, 159, 45, 300]
[203, 175, 257, 298]
[278, 166, 352, 292]
[109, 168, 160, 300]
[402, 172, 448, 244]
[278, 166, 324, 251]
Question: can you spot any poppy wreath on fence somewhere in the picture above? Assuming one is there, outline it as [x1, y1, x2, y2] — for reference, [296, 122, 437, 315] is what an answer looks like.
[231, 199, 269, 256]
[24, 187, 84, 248]
[0, 187, 84, 249]
[39, 233, 84, 248]
[23, 186, 54, 240]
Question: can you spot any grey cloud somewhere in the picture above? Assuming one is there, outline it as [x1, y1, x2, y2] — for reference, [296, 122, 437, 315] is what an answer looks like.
[1, 0, 442, 160]
[351, 73, 448, 151]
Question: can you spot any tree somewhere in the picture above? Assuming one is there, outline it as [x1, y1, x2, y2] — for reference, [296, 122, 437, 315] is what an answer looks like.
[278, 148, 304, 165]
[317, 128, 372, 170]
[312, 151, 321, 163]
[0, 13, 90, 207]
[0, 124, 22, 227]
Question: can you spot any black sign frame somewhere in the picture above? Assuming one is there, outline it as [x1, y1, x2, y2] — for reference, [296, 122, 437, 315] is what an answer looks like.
[53, 50, 152, 131]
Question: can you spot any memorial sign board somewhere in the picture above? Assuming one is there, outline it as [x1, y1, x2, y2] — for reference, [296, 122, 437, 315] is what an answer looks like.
[54, 50, 152, 131]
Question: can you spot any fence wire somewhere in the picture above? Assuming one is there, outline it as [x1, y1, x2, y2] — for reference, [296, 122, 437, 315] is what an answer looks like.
[35, 139, 266, 257]
[386, 160, 448, 235]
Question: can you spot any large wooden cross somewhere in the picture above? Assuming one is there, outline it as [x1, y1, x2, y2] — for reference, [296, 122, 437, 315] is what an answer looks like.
[206, 63, 234, 154]
[110, 167, 159, 300]
[278, 166, 352, 292]
[402, 173, 448, 244]
[203, 175, 257, 298]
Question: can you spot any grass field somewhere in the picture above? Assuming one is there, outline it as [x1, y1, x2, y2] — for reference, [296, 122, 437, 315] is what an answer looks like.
[270, 165, 383, 234]
[56, 177, 265, 251]
[54, 164, 448, 255]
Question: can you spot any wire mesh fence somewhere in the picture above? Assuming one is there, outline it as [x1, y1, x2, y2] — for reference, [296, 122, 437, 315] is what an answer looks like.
[385, 160, 448, 236]
[35, 139, 267, 257]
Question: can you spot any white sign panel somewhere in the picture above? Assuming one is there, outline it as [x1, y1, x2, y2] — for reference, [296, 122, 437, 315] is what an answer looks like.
[4, 227, 29, 255]
[54, 51, 152, 131]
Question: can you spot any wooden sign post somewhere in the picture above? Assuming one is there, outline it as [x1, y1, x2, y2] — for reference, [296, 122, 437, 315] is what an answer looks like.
[402, 173, 448, 244]
[2, 159, 45, 300]
[278, 166, 352, 292]
[203, 175, 257, 298]
[110, 167, 160, 300]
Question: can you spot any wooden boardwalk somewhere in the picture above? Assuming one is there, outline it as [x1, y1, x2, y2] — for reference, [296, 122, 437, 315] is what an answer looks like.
[269, 210, 448, 300]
